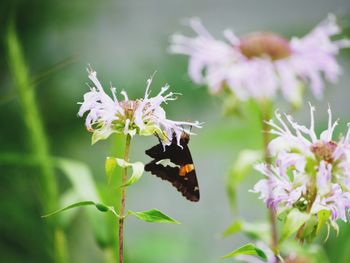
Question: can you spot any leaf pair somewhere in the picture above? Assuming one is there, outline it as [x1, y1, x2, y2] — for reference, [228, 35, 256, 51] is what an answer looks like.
[44, 156, 180, 224]
[42, 201, 179, 224]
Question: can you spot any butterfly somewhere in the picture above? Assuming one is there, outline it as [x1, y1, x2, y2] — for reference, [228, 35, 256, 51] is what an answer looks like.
[145, 132, 200, 202]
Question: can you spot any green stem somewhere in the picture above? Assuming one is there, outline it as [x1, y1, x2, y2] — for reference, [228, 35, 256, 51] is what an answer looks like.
[5, 19, 65, 262]
[260, 101, 279, 260]
[118, 134, 131, 263]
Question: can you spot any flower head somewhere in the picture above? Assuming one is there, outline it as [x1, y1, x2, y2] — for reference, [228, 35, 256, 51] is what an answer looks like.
[252, 104, 350, 225]
[170, 15, 349, 105]
[78, 67, 202, 145]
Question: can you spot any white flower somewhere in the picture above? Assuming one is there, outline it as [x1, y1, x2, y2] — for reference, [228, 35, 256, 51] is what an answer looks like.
[253, 104, 350, 222]
[78, 67, 202, 145]
[170, 15, 350, 105]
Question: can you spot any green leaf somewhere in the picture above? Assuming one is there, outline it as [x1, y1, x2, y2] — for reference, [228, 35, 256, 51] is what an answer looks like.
[316, 209, 331, 235]
[114, 158, 145, 187]
[243, 222, 270, 241]
[91, 126, 117, 145]
[54, 158, 117, 247]
[226, 150, 262, 211]
[129, 209, 180, 224]
[42, 201, 119, 219]
[0, 153, 40, 166]
[222, 221, 243, 237]
[280, 208, 310, 242]
[301, 215, 318, 243]
[105, 157, 117, 184]
[222, 243, 267, 260]
[42, 201, 95, 217]
[55, 158, 100, 201]
[139, 123, 162, 137]
[222, 220, 270, 242]
[277, 207, 291, 221]
[95, 203, 110, 212]
[58, 189, 81, 227]
[0, 154, 116, 248]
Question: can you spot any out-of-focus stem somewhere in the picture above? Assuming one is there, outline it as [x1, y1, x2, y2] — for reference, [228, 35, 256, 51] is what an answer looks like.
[5, 20, 66, 262]
[118, 134, 131, 263]
[260, 101, 279, 261]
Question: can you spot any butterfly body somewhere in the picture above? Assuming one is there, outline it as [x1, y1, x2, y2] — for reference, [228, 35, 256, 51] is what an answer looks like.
[145, 133, 200, 202]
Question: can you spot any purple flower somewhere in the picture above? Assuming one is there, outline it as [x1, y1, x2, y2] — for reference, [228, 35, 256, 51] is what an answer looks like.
[251, 163, 307, 211]
[170, 15, 349, 105]
[253, 104, 350, 223]
[78, 67, 202, 145]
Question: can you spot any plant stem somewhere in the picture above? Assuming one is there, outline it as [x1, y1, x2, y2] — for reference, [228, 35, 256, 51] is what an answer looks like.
[118, 134, 131, 263]
[5, 19, 65, 262]
[260, 102, 279, 260]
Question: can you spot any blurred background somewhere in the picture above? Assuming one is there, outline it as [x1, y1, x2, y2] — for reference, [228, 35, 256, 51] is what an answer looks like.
[0, 0, 350, 262]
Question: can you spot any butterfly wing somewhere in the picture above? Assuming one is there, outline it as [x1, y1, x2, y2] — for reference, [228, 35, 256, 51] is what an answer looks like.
[145, 134, 200, 202]
[145, 160, 199, 202]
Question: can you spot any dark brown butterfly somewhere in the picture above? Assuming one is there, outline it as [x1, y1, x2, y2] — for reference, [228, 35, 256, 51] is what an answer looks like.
[145, 132, 200, 202]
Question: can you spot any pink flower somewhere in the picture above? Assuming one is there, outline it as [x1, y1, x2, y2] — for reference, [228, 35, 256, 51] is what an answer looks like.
[251, 163, 307, 211]
[170, 15, 349, 105]
[253, 104, 350, 223]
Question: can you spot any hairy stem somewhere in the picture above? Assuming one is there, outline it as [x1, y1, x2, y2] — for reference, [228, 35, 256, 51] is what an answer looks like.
[261, 102, 279, 260]
[5, 19, 65, 262]
[118, 134, 131, 263]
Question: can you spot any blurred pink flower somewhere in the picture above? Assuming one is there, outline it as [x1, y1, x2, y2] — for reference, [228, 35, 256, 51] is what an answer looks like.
[170, 15, 350, 105]
[78, 67, 201, 145]
[252, 104, 350, 222]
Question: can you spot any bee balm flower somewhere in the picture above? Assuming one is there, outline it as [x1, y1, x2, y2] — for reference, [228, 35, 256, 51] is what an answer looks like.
[252, 105, 350, 225]
[78, 67, 202, 145]
[170, 15, 349, 105]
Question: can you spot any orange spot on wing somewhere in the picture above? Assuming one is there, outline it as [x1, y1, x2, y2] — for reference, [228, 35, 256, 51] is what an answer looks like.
[179, 164, 194, 176]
